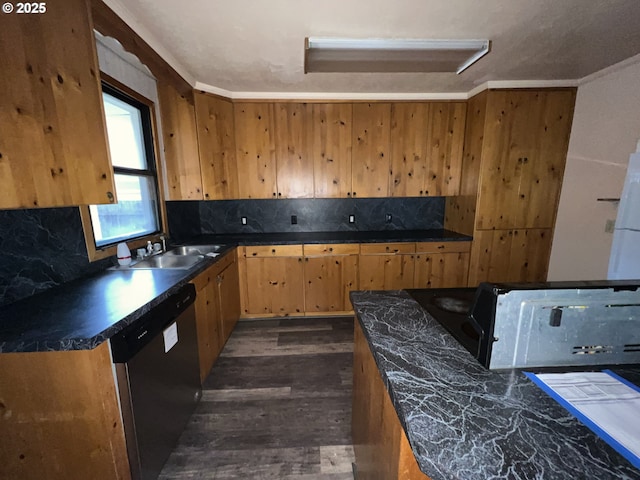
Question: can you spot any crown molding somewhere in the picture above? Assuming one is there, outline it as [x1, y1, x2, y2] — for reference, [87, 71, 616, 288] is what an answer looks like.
[578, 53, 640, 86]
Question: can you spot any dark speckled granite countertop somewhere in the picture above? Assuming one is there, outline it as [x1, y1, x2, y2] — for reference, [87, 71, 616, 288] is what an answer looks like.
[350, 290, 640, 480]
[188, 228, 471, 245]
[0, 230, 470, 353]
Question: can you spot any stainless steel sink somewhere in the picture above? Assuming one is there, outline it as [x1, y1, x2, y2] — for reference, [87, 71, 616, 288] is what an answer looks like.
[164, 245, 226, 256]
[130, 254, 205, 270]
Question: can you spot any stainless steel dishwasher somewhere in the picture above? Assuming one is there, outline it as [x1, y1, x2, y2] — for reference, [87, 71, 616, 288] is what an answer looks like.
[111, 283, 201, 480]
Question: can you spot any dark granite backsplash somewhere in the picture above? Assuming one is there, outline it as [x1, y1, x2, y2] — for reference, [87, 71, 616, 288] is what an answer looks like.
[1, 197, 444, 307]
[167, 197, 444, 240]
[0, 208, 112, 307]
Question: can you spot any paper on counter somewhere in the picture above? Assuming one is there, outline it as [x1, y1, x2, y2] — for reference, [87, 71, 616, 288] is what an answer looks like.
[525, 370, 640, 469]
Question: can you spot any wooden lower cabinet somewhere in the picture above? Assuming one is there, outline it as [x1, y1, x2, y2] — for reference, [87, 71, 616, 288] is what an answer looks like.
[414, 242, 471, 288]
[239, 242, 472, 316]
[353, 320, 429, 480]
[192, 250, 241, 382]
[468, 228, 552, 286]
[243, 245, 305, 316]
[359, 244, 416, 290]
[0, 343, 131, 480]
[304, 244, 359, 313]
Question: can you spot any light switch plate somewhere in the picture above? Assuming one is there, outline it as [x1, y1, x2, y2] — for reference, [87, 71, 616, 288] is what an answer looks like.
[241, 216, 247, 225]
[349, 214, 355, 223]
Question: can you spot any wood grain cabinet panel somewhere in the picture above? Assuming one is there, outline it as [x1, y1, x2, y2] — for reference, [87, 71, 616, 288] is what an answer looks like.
[359, 253, 415, 290]
[468, 228, 553, 286]
[389, 102, 466, 198]
[274, 103, 314, 198]
[219, 255, 241, 342]
[158, 84, 202, 200]
[192, 251, 240, 382]
[193, 266, 221, 383]
[389, 103, 429, 197]
[194, 92, 238, 199]
[414, 241, 471, 288]
[0, 343, 131, 480]
[244, 256, 305, 315]
[352, 103, 391, 198]
[424, 102, 467, 196]
[0, 0, 116, 208]
[353, 320, 430, 480]
[475, 90, 575, 230]
[234, 102, 277, 198]
[310, 103, 353, 198]
[304, 246, 358, 312]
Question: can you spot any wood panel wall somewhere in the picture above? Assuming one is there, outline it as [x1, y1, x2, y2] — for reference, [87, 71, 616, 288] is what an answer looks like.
[0, 343, 131, 480]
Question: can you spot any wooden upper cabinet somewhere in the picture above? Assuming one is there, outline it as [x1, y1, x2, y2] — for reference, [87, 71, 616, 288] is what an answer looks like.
[475, 90, 575, 230]
[389, 102, 466, 198]
[352, 103, 391, 198]
[274, 103, 313, 198]
[234, 102, 277, 199]
[425, 102, 467, 196]
[389, 103, 429, 197]
[310, 104, 353, 198]
[0, 0, 116, 209]
[194, 92, 238, 199]
[158, 84, 202, 200]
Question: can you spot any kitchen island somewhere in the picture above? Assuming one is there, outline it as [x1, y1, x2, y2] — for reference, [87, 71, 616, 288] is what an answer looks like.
[350, 290, 640, 480]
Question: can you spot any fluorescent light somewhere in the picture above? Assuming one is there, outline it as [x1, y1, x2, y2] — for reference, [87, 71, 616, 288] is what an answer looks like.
[304, 38, 490, 74]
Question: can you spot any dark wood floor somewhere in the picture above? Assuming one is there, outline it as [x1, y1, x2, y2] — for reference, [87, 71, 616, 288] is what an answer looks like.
[159, 316, 355, 479]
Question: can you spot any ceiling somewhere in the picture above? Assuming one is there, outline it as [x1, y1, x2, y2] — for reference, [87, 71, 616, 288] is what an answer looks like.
[104, 0, 640, 98]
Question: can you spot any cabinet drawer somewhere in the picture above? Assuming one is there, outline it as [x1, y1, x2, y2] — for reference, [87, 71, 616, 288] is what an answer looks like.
[415, 241, 471, 254]
[304, 244, 359, 256]
[360, 243, 415, 255]
[244, 244, 303, 257]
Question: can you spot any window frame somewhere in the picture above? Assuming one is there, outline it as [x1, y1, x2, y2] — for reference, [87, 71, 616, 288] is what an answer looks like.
[80, 73, 168, 262]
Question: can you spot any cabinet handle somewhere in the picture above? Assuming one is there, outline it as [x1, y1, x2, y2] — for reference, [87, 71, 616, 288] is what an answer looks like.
[347, 192, 351, 197]
[353, 191, 357, 196]
[272, 249, 276, 253]
[278, 192, 282, 197]
[328, 247, 333, 252]
[273, 192, 277, 197]
[106, 191, 115, 203]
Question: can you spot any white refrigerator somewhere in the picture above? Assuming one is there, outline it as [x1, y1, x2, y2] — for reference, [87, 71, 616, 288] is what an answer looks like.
[608, 141, 640, 280]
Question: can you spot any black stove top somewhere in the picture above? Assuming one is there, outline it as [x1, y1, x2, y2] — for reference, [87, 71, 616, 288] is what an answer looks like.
[406, 288, 481, 357]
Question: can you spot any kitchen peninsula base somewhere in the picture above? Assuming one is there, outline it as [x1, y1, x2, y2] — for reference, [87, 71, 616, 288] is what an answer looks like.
[352, 319, 429, 480]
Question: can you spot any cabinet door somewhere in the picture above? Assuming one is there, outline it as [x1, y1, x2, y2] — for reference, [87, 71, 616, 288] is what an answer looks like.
[195, 92, 238, 199]
[359, 254, 415, 290]
[158, 84, 202, 200]
[352, 103, 391, 198]
[0, 0, 116, 208]
[310, 104, 352, 198]
[274, 103, 314, 198]
[245, 256, 305, 315]
[414, 252, 470, 288]
[424, 102, 467, 196]
[218, 258, 241, 343]
[193, 270, 222, 383]
[468, 228, 553, 285]
[476, 90, 575, 229]
[234, 102, 277, 198]
[304, 255, 358, 312]
[389, 103, 429, 197]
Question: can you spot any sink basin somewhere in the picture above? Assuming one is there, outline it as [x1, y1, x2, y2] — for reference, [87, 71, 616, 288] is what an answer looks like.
[130, 254, 205, 270]
[164, 245, 226, 256]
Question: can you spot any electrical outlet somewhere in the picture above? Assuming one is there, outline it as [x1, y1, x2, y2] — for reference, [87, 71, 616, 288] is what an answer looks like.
[291, 215, 297, 225]
[349, 214, 355, 224]
[605, 219, 615, 233]
[385, 213, 392, 223]
[241, 216, 247, 225]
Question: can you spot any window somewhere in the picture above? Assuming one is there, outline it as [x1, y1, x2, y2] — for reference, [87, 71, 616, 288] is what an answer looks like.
[81, 78, 166, 260]
[90, 83, 161, 248]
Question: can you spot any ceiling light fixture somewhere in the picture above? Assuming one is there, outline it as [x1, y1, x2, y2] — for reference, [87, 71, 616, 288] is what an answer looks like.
[304, 37, 490, 74]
